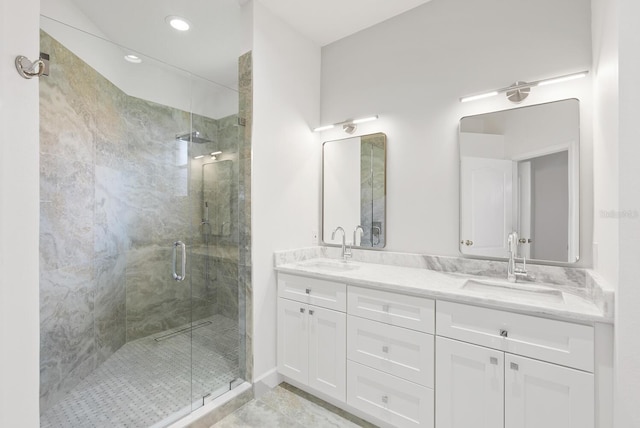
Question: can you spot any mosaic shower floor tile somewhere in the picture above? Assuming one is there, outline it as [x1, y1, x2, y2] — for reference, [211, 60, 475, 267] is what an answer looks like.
[41, 314, 240, 428]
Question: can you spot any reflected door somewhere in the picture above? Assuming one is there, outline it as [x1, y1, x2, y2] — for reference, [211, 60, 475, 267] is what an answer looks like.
[460, 157, 513, 257]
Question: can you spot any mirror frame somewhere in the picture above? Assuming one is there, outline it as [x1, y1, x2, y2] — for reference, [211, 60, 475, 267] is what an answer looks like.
[458, 99, 580, 264]
[321, 132, 387, 249]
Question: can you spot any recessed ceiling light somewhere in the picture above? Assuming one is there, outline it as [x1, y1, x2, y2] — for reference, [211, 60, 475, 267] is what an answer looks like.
[166, 16, 191, 32]
[124, 54, 142, 64]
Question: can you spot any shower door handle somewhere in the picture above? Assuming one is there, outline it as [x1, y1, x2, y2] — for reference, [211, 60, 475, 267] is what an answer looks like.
[172, 241, 186, 281]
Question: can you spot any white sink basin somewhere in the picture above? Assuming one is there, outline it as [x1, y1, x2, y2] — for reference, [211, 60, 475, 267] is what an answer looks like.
[462, 279, 564, 303]
[297, 259, 360, 272]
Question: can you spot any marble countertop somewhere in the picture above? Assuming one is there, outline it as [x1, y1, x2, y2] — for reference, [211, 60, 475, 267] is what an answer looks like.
[275, 256, 613, 324]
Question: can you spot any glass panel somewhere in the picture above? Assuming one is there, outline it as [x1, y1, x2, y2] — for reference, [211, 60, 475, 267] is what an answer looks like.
[38, 9, 243, 426]
[188, 74, 242, 409]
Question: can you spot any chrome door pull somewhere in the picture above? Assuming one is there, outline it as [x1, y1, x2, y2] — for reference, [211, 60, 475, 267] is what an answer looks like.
[172, 241, 186, 281]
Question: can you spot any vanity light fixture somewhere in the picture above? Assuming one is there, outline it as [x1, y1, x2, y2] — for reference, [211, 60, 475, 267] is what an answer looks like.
[166, 16, 191, 32]
[193, 155, 205, 160]
[313, 115, 379, 133]
[210, 151, 222, 160]
[460, 71, 588, 103]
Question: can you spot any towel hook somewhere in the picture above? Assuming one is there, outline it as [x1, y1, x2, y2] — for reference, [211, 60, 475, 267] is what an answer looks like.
[15, 55, 47, 79]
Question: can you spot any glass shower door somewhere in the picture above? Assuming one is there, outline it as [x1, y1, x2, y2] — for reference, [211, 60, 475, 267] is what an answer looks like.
[39, 17, 197, 427]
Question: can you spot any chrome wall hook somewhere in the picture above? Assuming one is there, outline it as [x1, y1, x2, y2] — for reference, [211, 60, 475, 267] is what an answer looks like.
[15, 54, 48, 79]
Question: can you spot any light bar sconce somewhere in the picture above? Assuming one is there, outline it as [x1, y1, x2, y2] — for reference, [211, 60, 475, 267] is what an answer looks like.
[313, 115, 379, 134]
[460, 71, 588, 103]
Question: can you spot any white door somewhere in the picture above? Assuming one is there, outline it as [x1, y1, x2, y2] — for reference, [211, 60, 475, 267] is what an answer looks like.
[518, 160, 532, 259]
[435, 337, 504, 428]
[460, 157, 513, 257]
[277, 298, 309, 384]
[308, 306, 346, 401]
[504, 354, 594, 428]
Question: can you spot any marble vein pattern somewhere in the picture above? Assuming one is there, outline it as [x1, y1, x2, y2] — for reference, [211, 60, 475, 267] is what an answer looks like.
[274, 247, 614, 322]
[39, 29, 250, 415]
[211, 383, 374, 428]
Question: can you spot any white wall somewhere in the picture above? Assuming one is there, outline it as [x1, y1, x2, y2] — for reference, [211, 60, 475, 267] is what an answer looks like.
[0, 0, 41, 425]
[615, 0, 640, 425]
[251, 1, 321, 381]
[320, 0, 593, 266]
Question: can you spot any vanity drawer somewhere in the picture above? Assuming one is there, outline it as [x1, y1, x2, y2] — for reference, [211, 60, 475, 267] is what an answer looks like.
[347, 315, 434, 388]
[347, 360, 434, 428]
[278, 273, 346, 311]
[436, 301, 594, 372]
[348, 286, 435, 333]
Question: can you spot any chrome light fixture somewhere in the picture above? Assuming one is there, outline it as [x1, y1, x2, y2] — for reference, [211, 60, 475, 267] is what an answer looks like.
[460, 71, 588, 103]
[313, 115, 379, 133]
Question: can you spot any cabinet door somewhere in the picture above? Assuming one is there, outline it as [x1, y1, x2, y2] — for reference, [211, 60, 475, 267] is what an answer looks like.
[435, 337, 504, 428]
[308, 306, 346, 401]
[505, 354, 594, 428]
[277, 298, 309, 385]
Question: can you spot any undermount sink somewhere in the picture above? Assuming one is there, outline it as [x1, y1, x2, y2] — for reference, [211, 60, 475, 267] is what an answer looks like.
[297, 259, 360, 272]
[462, 278, 564, 303]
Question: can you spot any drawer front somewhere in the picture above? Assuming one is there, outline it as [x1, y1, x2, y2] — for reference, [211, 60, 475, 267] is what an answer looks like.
[278, 273, 346, 311]
[348, 286, 435, 333]
[436, 301, 594, 372]
[347, 316, 434, 387]
[347, 360, 434, 428]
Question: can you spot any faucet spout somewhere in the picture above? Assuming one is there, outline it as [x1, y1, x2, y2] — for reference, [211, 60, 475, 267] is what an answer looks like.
[332, 226, 351, 261]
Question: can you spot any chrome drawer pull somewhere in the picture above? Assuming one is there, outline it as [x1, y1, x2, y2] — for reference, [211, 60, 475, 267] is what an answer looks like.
[300, 308, 305, 313]
[382, 345, 389, 353]
[309, 309, 314, 316]
[305, 288, 311, 294]
[500, 329, 508, 337]
[381, 395, 388, 404]
[510, 362, 519, 371]
[490, 357, 498, 365]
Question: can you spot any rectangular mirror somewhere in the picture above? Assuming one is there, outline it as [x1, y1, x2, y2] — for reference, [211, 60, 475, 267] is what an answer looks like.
[459, 99, 579, 263]
[323, 132, 386, 248]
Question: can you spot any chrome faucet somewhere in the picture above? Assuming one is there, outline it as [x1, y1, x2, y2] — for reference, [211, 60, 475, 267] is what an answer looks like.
[332, 226, 351, 261]
[507, 232, 528, 282]
[353, 225, 364, 247]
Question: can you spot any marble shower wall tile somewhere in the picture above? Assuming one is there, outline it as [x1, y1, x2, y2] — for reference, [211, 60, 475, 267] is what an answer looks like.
[238, 51, 253, 382]
[125, 245, 192, 341]
[39, 263, 95, 412]
[94, 254, 126, 364]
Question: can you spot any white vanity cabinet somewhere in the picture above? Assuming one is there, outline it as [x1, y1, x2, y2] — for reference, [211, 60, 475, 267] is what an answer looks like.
[435, 300, 595, 428]
[347, 286, 435, 428]
[277, 274, 347, 401]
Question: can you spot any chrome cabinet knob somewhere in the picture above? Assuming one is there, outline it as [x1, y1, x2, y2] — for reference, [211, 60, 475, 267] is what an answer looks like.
[490, 357, 498, 365]
[510, 362, 519, 371]
[305, 288, 311, 294]
[300, 308, 305, 313]
[309, 309, 314, 316]
[382, 345, 389, 353]
[500, 329, 508, 337]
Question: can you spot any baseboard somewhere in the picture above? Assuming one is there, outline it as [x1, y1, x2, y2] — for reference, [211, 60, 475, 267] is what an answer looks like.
[253, 367, 283, 399]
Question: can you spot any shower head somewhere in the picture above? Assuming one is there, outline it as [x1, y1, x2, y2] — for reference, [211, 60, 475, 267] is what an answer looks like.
[175, 130, 214, 144]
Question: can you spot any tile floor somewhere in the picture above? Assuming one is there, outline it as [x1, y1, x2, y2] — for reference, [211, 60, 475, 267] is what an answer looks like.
[211, 383, 377, 428]
[41, 315, 241, 428]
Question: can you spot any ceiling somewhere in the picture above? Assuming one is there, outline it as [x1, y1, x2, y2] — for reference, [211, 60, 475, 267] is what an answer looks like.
[258, 0, 433, 46]
[56, 0, 431, 89]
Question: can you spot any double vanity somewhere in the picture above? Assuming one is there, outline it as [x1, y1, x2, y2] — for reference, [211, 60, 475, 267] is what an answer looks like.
[274, 248, 613, 428]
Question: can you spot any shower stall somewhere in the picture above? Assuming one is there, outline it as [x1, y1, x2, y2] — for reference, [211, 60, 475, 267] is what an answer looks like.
[38, 3, 250, 426]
